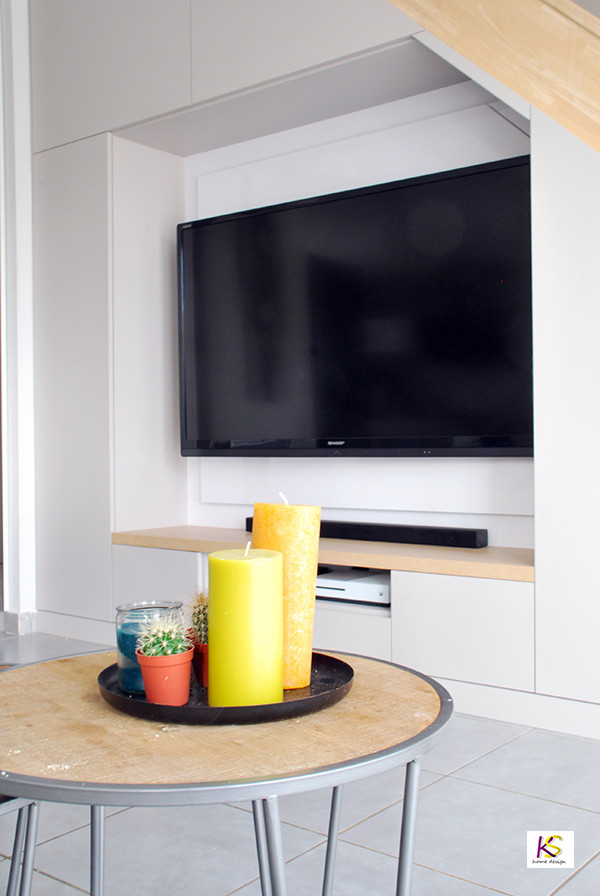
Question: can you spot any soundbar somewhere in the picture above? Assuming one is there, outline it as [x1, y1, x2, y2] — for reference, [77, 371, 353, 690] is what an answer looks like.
[245, 517, 488, 549]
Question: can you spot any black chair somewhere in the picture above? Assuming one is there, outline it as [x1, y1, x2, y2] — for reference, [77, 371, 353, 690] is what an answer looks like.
[0, 797, 38, 896]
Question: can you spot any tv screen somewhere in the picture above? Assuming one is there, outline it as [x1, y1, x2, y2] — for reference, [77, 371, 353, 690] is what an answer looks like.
[178, 155, 533, 457]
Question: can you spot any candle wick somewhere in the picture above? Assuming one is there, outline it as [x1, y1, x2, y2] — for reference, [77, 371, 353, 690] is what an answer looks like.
[278, 491, 289, 505]
[244, 540, 251, 557]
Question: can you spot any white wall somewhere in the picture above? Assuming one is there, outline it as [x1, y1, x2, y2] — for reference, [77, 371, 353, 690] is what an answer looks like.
[183, 84, 534, 547]
[531, 110, 600, 703]
[1, 0, 37, 622]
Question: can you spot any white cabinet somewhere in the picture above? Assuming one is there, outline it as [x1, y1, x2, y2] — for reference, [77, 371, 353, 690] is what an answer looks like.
[530, 111, 600, 706]
[190, 0, 417, 103]
[30, 0, 418, 153]
[30, 0, 191, 152]
[33, 135, 188, 634]
[391, 571, 534, 691]
[111, 546, 199, 618]
[33, 135, 113, 623]
[314, 600, 391, 661]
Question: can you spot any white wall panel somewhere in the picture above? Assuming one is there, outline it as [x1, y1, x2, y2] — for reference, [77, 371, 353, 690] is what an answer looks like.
[532, 111, 600, 703]
[30, 0, 191, 152]
[191, 102, 530, 219]
[33, 135, 112, 620]
[198, 457, 533, 517]
[112, 138, 187, 531]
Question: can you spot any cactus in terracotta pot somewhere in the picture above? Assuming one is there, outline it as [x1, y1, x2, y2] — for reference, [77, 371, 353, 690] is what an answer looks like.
[189, 591, 209, 686]
[135, 612, 193, 706]
[190, 592, 209, 645]
[136, 612, 192, 656]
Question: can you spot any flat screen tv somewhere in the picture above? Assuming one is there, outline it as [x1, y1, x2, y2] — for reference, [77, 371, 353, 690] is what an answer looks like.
[178, 155, 533, 457]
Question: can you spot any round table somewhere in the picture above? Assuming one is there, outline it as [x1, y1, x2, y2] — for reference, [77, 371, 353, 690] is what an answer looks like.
[0, 651, 452, 895]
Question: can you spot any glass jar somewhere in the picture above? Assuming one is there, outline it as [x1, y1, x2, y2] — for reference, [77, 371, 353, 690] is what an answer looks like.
[115, 601, 184, 695]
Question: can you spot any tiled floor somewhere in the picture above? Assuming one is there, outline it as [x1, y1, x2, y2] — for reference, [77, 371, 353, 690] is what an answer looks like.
[0, 632, 599, 895]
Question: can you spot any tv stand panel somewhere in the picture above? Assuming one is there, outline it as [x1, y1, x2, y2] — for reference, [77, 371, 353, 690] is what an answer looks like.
[111, 525, 534, 582]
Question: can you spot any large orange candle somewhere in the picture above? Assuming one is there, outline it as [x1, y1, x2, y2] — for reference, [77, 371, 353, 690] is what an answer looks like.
[252, 502, 321, 689]
[208, 548, 283, 707]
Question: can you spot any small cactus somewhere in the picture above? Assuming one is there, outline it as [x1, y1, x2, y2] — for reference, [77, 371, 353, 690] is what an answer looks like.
[136, 612, 191, 656]
[190, 592, 208, 645]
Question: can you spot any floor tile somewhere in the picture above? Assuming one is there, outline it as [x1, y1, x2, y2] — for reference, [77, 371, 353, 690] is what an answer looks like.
[32, 803, 324, 894]
[0, 860, 82, 894]
[421, 712, 531, 775]
[234, 839, 503, 896]
[341, 776, 600, 896]
[274, 766, 439, 835]
[454, 728, 600, 812]
[0, 802, 126, 856]
[234, 840, 399, 895]
[552, 852, 600, 894]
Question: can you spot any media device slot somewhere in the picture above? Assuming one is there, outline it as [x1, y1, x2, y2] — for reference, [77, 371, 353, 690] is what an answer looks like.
[316, 567, 390, 607]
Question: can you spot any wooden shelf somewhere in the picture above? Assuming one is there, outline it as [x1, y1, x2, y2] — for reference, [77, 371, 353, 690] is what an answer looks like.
[112, 526, 534, 583]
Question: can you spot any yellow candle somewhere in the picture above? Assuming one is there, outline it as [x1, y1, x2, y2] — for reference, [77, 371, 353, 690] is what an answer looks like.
[208, 548, 283, 707]
[252, 502, 321, 689]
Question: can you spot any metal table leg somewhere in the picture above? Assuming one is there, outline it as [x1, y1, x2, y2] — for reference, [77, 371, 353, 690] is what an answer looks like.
[261, 797, 288, 896]
[6, 801, 39, 896]
[18, 802, 39, 896]
[6, 805, 28, 896]
[252, 800, 273, 896]
[322, 785, 343, 896]
[396, 759, 421, 896]
[90, 805, 105, 896]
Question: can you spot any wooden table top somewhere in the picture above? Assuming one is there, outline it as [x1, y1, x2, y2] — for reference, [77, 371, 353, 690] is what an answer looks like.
[0, 652, 451, 804]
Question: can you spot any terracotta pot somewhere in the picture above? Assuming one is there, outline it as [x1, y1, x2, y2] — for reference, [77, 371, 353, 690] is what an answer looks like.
[192, 642, 208, 687]
[135, 647, 193, 706]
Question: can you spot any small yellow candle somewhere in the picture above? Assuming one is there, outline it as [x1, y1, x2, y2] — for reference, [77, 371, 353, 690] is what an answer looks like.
[252, 502, 321, 689]
[208, 548, 283, 707]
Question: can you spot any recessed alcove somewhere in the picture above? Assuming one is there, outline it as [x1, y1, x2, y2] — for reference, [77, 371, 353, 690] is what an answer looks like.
[113, 36, 534, 550]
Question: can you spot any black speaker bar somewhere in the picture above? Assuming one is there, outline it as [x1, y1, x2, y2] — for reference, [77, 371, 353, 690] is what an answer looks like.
[245, 517, 488, 549]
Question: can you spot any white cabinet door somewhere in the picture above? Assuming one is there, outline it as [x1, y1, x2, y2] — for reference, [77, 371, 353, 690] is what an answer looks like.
[111, 546, 199, 618]
[314, 601, 391, 661]
[391, 571, 534, 690]
[33, 136, 113, 622]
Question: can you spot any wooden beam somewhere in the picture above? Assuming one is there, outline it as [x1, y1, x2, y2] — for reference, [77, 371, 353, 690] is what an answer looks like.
[385, 0, 600, 152]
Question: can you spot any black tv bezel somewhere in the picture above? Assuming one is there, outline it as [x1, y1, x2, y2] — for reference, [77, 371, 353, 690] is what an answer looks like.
[177, 155, 533, 459]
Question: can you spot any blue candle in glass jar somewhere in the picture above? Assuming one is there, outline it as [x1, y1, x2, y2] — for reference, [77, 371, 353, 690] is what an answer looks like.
[115, 601, 183, 695]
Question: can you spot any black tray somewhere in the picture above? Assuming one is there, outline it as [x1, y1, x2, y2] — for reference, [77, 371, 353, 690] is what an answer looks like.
[98, 652, 353, 725]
